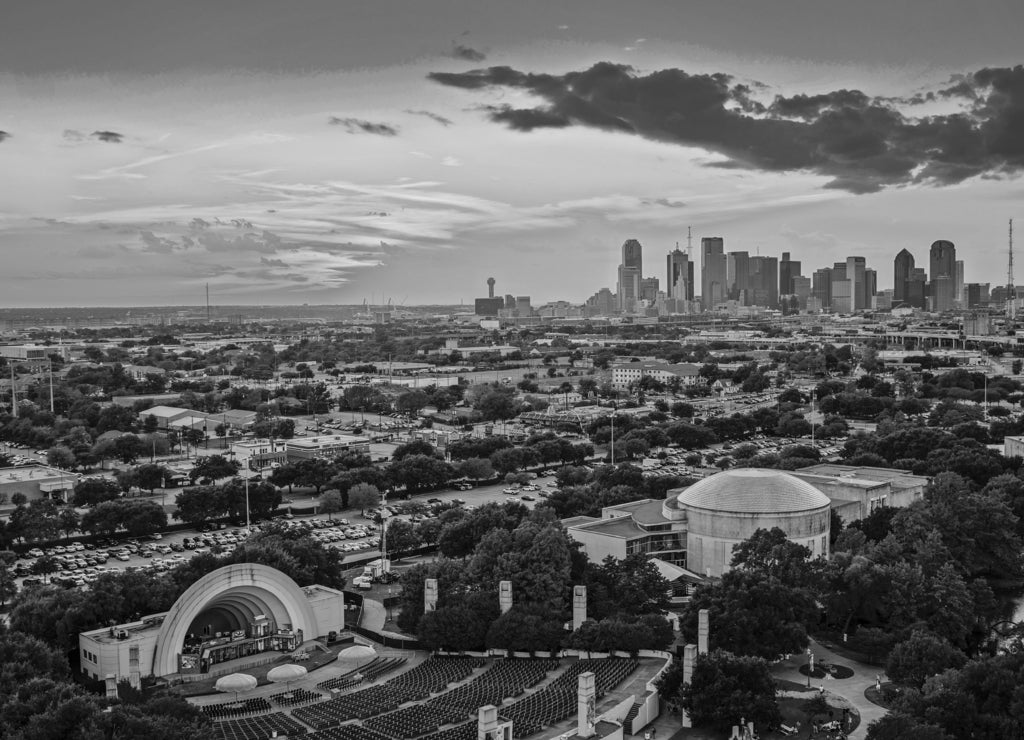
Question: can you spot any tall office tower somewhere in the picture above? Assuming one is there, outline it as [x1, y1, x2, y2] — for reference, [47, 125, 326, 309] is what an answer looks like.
[894, 248, 915, 305]
[639, 277, 660, 302]
[686, 261, 695, 306]
[750, 256, 779, 307]
[864, 268, 877, 309]
[779, 252, 801, 295]
[792, 275, 811, 308]
[829, 262, 851, 312]
[929, 240, 956, 284]
[907, 268, 927, 308]
[955, 260, 965, 305]
[701, 237, 727, 310]
[813, 267, 833, 308]
[666, 248, 691, 301]
[617, 239, 643, 312]
[931, 276, 955, 312]
[966, 283, 990, 308]
[846, 256, 867, 310]
[504, 294, 515, 309]
[727, 251, 751, 303]
[515, 296, 532, 316]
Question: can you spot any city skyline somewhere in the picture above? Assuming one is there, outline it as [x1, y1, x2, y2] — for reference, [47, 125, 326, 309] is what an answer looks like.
[2, 1, 1024, 307]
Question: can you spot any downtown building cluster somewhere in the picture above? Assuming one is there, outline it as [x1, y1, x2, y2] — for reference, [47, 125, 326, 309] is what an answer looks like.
[580, 236, 996, 318]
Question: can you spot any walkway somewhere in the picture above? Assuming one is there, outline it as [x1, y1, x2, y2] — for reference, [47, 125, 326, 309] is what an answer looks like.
[769, 638, 888, 739]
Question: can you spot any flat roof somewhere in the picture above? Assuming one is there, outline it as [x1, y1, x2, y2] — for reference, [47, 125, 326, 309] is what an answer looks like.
[0, 465, 74, 483]
[569, 516, 646, 540]
[601, 499, 666, 526]
[287, 434, 369, 448]
[796, 464, 928, 489]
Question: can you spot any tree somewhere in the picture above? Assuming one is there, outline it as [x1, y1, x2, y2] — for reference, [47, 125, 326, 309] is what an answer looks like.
[730, 527, 816, 587]
[680, 568, 817, 660]
[458, 457, 495, 482]
[384, 519, 421, 556]
[72, 477, 122, 507]
[318, 490, 345, 515]
[113, 433, 145, 464]
[348, 483, 380, 515]
[0, 551, 18, 606]
[189, 454, 240, 484]
[173, 485, 226, 525]
[222, 478, 281, 522]
[293, 458, 336, 494]
[391, 438, 437, 461]
[46, 445, 77, 470]
[680, 650, 780, 733]
[133, 463, 171, 492]
[886, 630, 967, 689]
[31, 554, 60, 583]
[388, 455, 454, 494]
[56, 507, 80, 539]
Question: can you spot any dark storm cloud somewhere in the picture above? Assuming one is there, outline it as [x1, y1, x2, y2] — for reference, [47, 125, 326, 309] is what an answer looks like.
[452, 44, 486, 62]
[0, 131, 9, 142]
[91, 130, 123, 143]
[405, 109, 454, 126]
[328, 117, 398, 136]
[430, 62, 1024, 193]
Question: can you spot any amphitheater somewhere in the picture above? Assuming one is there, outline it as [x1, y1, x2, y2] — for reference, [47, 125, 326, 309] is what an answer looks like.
[189, 650, 668, 740]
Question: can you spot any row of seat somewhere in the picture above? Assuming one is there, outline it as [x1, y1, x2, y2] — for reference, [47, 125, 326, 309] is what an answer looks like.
[201, 697, 272, 719]
[271, 687, 325, 707]
[214, 711, 307, 740]
[307, 724, 392, 740]
[317, 657, 408, 693]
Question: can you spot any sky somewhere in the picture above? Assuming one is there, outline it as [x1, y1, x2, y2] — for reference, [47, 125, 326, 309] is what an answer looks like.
[3, 0, 1024, 307]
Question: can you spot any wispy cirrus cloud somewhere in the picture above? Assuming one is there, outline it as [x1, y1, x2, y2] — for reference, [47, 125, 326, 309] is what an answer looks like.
[430, 61, 1024, 194]
[404, 109, 453, 126]
[328, 117, 398, 136]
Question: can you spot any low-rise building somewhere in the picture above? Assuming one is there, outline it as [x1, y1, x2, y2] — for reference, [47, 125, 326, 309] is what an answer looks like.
[230, 439, 289, 472]
[791, 463, 928, 522]
[0, 465, 80, 503]
[610, 362, 702, 391]
[285, 434, 371, 461]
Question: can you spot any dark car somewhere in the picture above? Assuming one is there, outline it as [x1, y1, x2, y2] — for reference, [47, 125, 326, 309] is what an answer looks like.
[427, 498, 443, 504]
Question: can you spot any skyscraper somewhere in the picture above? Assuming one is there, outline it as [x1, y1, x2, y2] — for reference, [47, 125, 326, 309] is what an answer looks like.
[893, 248, 915, 305]
[617, 239, 643, 312]
[864, 268, 877, 309]
[929, 240, 956, 284]
[780, 252, 801, 296]
[727, 251, 750, 303]
[813, 267, 833, 309]
[701, 237, 727, 310]
[666, 247, 691, 301]
[750, 256, 779, 308]
[846, 256, 867, 310]
[955, 260, 965, 306]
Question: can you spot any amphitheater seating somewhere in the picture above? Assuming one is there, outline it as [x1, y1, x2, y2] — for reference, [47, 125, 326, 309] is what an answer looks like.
[498, 658, 639, 738]
[201, 697, 271, 719]
[317, 657, 408, 693]
[271, 686, 325, 707]
[214, 711, 307, 740]
[296, 656, 485, 732]
[417, 722, 477, 740]
[431, 659, 558, 721]
[307, 724, 392, 740]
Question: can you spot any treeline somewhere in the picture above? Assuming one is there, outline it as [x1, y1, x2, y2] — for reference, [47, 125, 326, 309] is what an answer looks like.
[392, 502, 674, 656]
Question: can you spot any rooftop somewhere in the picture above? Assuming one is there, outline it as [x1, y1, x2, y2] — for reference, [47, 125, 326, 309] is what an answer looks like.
[676, 468, 832, 514]
[0, 465, 74, 483]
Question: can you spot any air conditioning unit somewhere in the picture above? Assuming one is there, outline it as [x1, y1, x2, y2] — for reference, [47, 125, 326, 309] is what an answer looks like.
[115, 629, 129, 640]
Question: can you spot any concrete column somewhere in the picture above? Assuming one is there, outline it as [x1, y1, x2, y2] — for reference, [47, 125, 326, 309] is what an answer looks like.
[499, 580, 513, 614]
[577, 671, 596, 738]
[682, 644, 697, 728]
[478, 705, 498, 740]
[572, 585, 587, 630]
[424, 578, 438, 612]
[698, 609, 709, 654]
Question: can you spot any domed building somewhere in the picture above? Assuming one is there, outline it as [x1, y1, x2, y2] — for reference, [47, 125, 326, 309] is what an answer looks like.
[677, 468, 831, 577]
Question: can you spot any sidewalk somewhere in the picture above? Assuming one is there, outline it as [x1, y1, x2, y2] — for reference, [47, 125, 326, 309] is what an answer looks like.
[770, 638, 888, 739]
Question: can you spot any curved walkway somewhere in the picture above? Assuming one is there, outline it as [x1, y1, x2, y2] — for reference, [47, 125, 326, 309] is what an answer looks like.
[770, 638, 888, 739]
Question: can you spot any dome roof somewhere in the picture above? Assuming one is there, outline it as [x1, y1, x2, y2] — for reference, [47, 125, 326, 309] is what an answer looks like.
[677, 468, 830, 514]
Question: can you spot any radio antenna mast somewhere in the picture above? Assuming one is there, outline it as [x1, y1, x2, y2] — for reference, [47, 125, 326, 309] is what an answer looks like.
[686, 226, 692, 255]
[1009, 219, 1016, 320]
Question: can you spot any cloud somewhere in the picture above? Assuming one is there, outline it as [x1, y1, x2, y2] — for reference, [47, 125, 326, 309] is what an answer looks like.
[440, 156, 462, 167]
[405, 109, 453, 126]
[328, 117, 398, 136]
[91, 130, 124, 143]
[452, 43, 486, 62]
[429, 61, 1024, 193]
[0, 131, 9, 143]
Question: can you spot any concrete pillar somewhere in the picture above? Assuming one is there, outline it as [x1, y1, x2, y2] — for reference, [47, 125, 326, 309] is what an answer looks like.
[424, 578, 438, 612]
[499, 580, 513, 614]
[572, 585, 587, 630]
[698, 609, 709, 654]
[478, 705, 498, 740]
[577, 671, 596, 738]
[682, 644, 697, 728]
